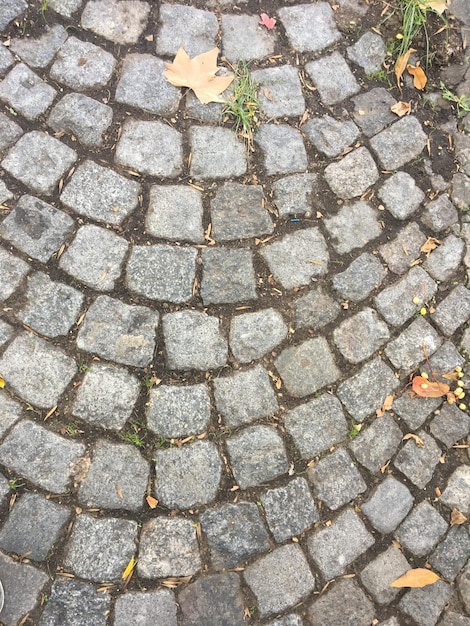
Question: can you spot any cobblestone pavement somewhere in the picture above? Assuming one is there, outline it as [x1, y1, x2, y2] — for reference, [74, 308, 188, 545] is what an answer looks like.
[0, 0, 469, 624]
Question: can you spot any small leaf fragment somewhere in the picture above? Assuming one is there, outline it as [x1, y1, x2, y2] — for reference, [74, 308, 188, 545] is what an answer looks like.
[391, 100, 412, 116]
[146, 495, 158, 509]
[121, 555, 136, 580]
[259, 13, 276, 29]
[390, 568, 440, 588]
[421, 237, 441, 256]
[450, 508, 468, 525]
[403, 433, 425, 447]
[418, 0, 448, 14]
[407, 64, 427, 90]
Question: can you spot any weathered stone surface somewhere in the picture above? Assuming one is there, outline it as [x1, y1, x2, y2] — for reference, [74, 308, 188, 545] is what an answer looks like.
[393, 431, 442, 489]
[48, 0, 83, 17]
[379, 222, 427, 274]
[284, 394, 348, 458]
[360, 546, 410, 604]
[440, 465, 470, 515]
[252, 65, 305, 118]
[147, 384, 210, 438]
[306, 52, 360, 105]
[0, 391, 22, 438]
[0, 319, 13, 347]
[393, 391, 442, 430]
[189, 126, 246, 179]
[0, 111, 23, 154]
[77, 296, 158, 368]
[255, 124, 307, 175]
[361, 476, 414, 533]
[292, 285, 340, 329]
[10, 24, 67, 68]
[458, 561, 470, 614]
[424, 234, 465, 282]
[333, 307, 390, 364]
[451, 173, 470, 211]
[323, 201, 381, 254]
[324, 147, 379, 200]
[272, 173, 317, 216]
[0, 552, 48, 626]
[439, 611, 470, 626]
[370, 116, 428, 170]
[229, 308, 288, 362]
[178, 573, 245, 626]
[429, 526, 470, 581]
[332, 253, 386, 301]
[227, 425, 288, 489]
[278, 3, 341, 53]
[201, 248, 257, 304]
[185, 92, 223, 123]
[200, 501, 270, 569]
[155, 440, 222, 509]
[347, 31, 386, 73]
[395, 501, 448, 557]
[50, 36, 116, 90]
[0, 64, 56, 120]
[244, 544, 315, 617]
[430, 402, 470, 448]
[385, 316, 442, 374]
[114, 589, 177, 626]
[0, 248, 29, 303]
[147, 185, 204, 243]
[0, 46, 14, 75]
[304, 115, 359, 158]
[0, 419, 85, 493]
[38, 578, 111, 626]
[0, 0, 28, 32]
[350, 413, 403, 473]
[308, 579, 375, 626]
[222, 14, 276, 62]
[352, 87, 396, 137]
[378, 172, 425, 220]
[81, 0, 150, 44]
[421, 194, 459, 231]
[399, 580, 452, 626]
[138, 517, 201, 578]
[157, 4, 218, 57]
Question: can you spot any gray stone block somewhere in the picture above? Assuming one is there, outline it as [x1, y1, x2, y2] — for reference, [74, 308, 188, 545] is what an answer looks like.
[178, 573, 245, 626]
[189, 126, 246, 179]
[255, 124, 307, 175]
[48, 0, 83, 17]
[424, 234, 465, 282]
[324, 201, 381, 254]
[332, 253, 386, 301]
[433, 286, 470, 336]
[0, 63, 56, 120]
[38, 578, 110, 626]
[272, 173, 317, 216]
[200, 501, 270, 569]
[421, 194, 459, 232]
[114, 590, 177, 626]
[292, 285, 340, 329]
[393, 391, 442, 430]
[333, 307, 390, 364]
[308, 578, 375, 626]
[81, 0, 150, 44]
[427, 341, 465, 376]
[385, 316, 442, 374]
[451, 173, 470, 211]
[185, 91, 223, 123]
[226, 425, 288, 489]
[440, 465, 470, 515]
[350, 413, 403, 473]
[50, 36, 116, 90]
[155, 440, 222, 509]
[244, 544, 315, 617]
[379, 222, 427, 274]
[370, 116, 428, 170]
[352, 87, 397, 137]
[325, 147, 379, 200]
[229, 308, 287, 362]
[429, 526, 470, 581]
[278, 3, 341, 53]
[439, 611, 470, 626]
[266, 616, 303, 626]
[0, 248, 29, 303]
[347, 31, 386, 73]
[0, 391, 22, 438]
[303, 115, 359, 158]
[0, 46, 13, 75]
[0, 419, 85, 493]
[222, 14, 275, 62]
[0, 111, 23, 154]
[395, 500, 448, 557]
[393, 431, 442, 489]
[378, 172, 425, 220]
[252, 65, 305, 118]
[399, 580, 452, 626]
[362, 475, 414, 534]
[430, 403, 470, 448]
[147, 384, 210, 438]
[201, 247, 257, 304]
[146, 184, 204, 243]
[10, 24, 67, 68]
[157, 4, 218, 57]
[360, 545, 410, 604]
[458, 561, 470, 614]
[0, 0, 27, 31]
[0, 552, 48, 626]
[306, 52, 360, 105]
[0, 319, 13, 347]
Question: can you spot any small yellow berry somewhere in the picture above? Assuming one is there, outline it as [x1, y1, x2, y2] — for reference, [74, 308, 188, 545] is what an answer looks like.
[447, 395, 456, 404]
[458, 392, 465, 400]
[420, 383, 429, 389]
[459, 403, 467, 411]
[420, 372, 429, 379]
[454, 388, 464, 398]
[457, 380, 465, 387]
[413, 296, 420, 305]
[458, 372, 464, 378]
[455, 366, 462, 372]
[420, 307, 427, 316]
[396, 33, 404, 39]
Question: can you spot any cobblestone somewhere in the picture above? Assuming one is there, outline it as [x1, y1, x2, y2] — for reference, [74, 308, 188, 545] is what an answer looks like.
[0, 552, 48, 626]
[10, 24, 67, 68]
[278, 3, 340, 53]
[158, 4, 218, 57]
[385, 316, 442, 374]
[308, 578, 375, 626]
[430, 402, 470, 448]
[393, 431, 442, 489]
[377, 172, 425, 220]
[81, 0, 150, 45]
[114, 589, 177, 626]
[255, 124, 308, 175]
[222, 14, 276, 62]
[252, 65, 305, 118]
[350, 413, 403, 473]
[305, 52, 360, 105]
[324, 147, 379, 200]
[0, 111, 22, 154]
[178, 573, 245, 626]
[440, 465, 470, 515]
[360, 545, 410, 605]
[38, 578, 110, 626]
[395, 500, 448, 556]
[292, 285, 341, 329]
[0, 64, 56, 121]
[147, 383, 210, 438]
[379, 222, 427, 274]
[333, 307, 390, 364]
[352, 87, 397, 137]
[424, 234, 466, 281]
[399, 580, 452, 626]
[50, 37, 116, 90]
[303, 115, 359, 158]
[272, 173, 317, 216]
[229, 308, 287, 362]
[347, 31, 386, 74]
[189, 126, 246, 179]
[147, 184, 204, 243]
[361, 475, 414, 534]
[324, 200, 381, 254]
[332, 253, 386, 301]
[0, 248, 29, 302]
[370, 116, 428, 170]
[421, 193, 459, 232]
[429, 525, 470, 581]
[201, 247, 257, 304]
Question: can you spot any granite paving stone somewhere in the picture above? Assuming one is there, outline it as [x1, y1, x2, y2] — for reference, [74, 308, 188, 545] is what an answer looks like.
[350, 413, 403, 473]
[332, 252, 386, 301]
[421, 193, 459, 231]
[146, 184, 204, 243]
[72, 362, 139, 430]
[0, 180, 12, 203]
[162, 310, 228, 370]
[261, 477, 319, 541]
[9, 24, 67, 68]
[347, 31, 386, 74]
[222, 14, 275, 62]
[451, 172, 470, 211]
[157, 4, 218, 57]
[275, 337, 340, 397]
[2, 131, 77, 196]
[200, 501, 270, 569]
[0, 333, 76, 408]
[60, 224, 129, 292]
[440, 465, 470, 515]
[60, 159, 140, 225]
[374, 266, 438, 327]
[64, 514, 138, 582]
[155, 440, 222, 509]
[307, 508, 375, 580]
[352, 87, 397, 137]
[261, 228, 329, 290]
[178, 573, 245, 626]
[0, 493, 70, 560]
[430, 402, 470, 448]
[266, 616, 303, 626]
[379, 222, 427, 274]
[361, 475, 414, 534]
[47, 93, 113, 148]
[114, 54, 180, 116]
[303, 115, 359, 158]
[229, 308, 288, 362]
[185, 92, 223, 123]
[0, 419, 85, 493]
[77, 296, 158, 368]
[0, 0, 28, 31]
[201, 247, 257, 304]
[307, 578, 375, 626]
[324, 147, 379, 200]
[48, 0, 83, 17]
[115, 119, 182, 177]
[251, 65, 305, 118]
[78, 440, 149, 511]
[126, 244, 197, 304]
[395, 500, 448, 556]
[393, 391, 442, 430]
[307, 447, 366, 510]
[0, 472, 9, 501]
[292, 285, 341, 329]
[113, 589, 177, 626]
[429, 526, 470, 581]
[243, 544, 315, 617]
[213, 365, 278, 427]
[393, 430, 442, 489]
[455, 131, 470, 175]
[333, 307, 390, 364]
[439, 612, 470, 626]
[323, 200, 382, 254]
[147, 383, 210, 438]
[0, 552, 48, 626]
[0, 195, 74, 262]
[38, 578, 111, 626]
[227, 425, 288, 489]
[458, 561, 470, 614]
[360, 545, 410, 604]
[278, 3, 341, 53]
[370, 116, 428, 170]
[0, 63, 57, 120]
[210, 182, 273, 241]
[306, 52, 360, 105]
[81, 0, 150, 45]
[377, 171, 425, 220]
[284, 394, 348, 458]
[0, 319, 13, 348]
[0, 111, 23, 154]
[17, 271, 83, 337]
[0, 248, 29, 302]
[426, 341, 465, 375]
[385, 316, 442, 373]
[337, 357, 399, 422]
[189, 126, 246, 179]
[0, 46, 14, 75]
[399, 580, 452, 626]
[272, 173, 317, 216]
[50, 36, 116, 90]
[255, 124, 308, 175]
[424, 234, 466, 281]
[137, 517, 201, 578]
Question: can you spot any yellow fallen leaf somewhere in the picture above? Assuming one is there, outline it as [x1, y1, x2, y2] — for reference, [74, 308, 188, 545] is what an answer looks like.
[395, 48, 416, 88]
[418, 0, 448, 14]
[121, 555, 136, 580]
[0, 376, 4, 388]
[146, 495, 158, 509]
[391, 568, 440, 588]
[450, 508, 468, 525]
[164, 47, 234, 104]
[403, 433, 425, 447]
[391, 101, 412, 117]
[407, 64, 427, 90]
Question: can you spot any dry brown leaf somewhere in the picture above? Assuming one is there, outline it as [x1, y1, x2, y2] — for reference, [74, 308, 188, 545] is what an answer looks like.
[412, 376, 449, 398]
[451, 508, 468, 525]
[164, 47, 234, 104]
[421, 237, 441, 256]
[418, 0, 448, 14]
[377, 394, 395, 417]
[390, 568, 440, 588]
[395, 48, 416, 87]
[391, 100, 412, 117]
[403, 433, 425, 447]
[407, 64, 427, 90]
[146, 495, 158, 509]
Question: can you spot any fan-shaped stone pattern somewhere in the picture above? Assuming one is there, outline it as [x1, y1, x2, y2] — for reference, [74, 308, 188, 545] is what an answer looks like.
[146, 384, 211, 438]
[252, 65, 305, 118]
[50, 37, 116, 90]
[157, 4, 218, 57]
[324, 147, 379, 199]
[154, 440, 222, 509]
[0, 64, 57, 120]
[278, 3, 341, 53]
[81, 0, 150, 45]
[222, 14, 276, 62]
[201, 248, 257, 305]
[229, 308, 288, 363]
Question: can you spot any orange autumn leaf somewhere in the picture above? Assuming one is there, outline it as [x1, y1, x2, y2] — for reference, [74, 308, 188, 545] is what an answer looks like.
[164, 47, 234, 104]
[391, 568, 440, 588]
[450, 508, 468, 525]
[412, 376, 449, 398]
[146, 495, 158, 509]
[395, 48, 416, 87]
[421, 237, 441, 256]
[391, 101, 412, 117]
[407, 64, 427, 90]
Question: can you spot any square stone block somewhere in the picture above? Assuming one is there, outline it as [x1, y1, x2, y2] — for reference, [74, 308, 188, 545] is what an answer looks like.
[429, 525, 470, 581]
[114, 589, 177, 626]
[292, 285, 340, 330]
[146, 184, 204, 243]
[0, 63, 56, 120]
[361, 475, 414, 534]
[306, 52, 360, 105]
[9, 23, 67, 68]
[201, 248, 257, 305]
[272, 173, 318, 216]
[229, 308, 287, 363]
[278, 3, 341, 53]
[333, 307, 390, 364]
[378, 172, 425, 220]
[395, 501, 448, 557]
[0, 552, 48, 626]
[147, 383, 210, 439]
[308, 579, 375, 626]
[157, 4, 218, 57]
[0, 111, 23, 154]
[81, 0, 150, 45]
[332, 253, 386, 301]
[393, 431, 442, 489]
[178, 573, 245, 626]
[440, 465, 470, 516]
[324, 200, 381, 254]
[349, 413, 403, 474]
[385, 316, 442, 374]
[379, 222, 427, 275]
[370, 116, 427, 170]
[304, 115, 359, 158]
[222, 14, 275, 62]
[38, 578, 110, 626]
[255, 124, 307, 175]
[360, 545, 410, 604]
[252, 65, 305, 118]
[50, 36, 116, 90]
[189, 126, 247, 179]
[325, 147, 379, 200]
